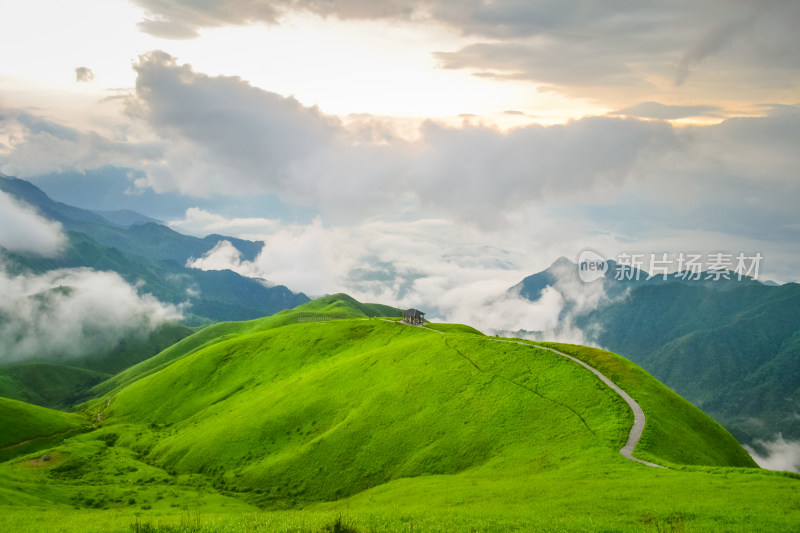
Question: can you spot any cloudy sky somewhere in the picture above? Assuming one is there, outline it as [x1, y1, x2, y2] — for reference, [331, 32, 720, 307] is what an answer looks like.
[2, 0, 799, 327]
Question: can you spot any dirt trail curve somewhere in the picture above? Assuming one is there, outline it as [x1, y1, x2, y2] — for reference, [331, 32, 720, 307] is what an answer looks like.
[387, 319, 662, 467]
[519, 342, 663, 468]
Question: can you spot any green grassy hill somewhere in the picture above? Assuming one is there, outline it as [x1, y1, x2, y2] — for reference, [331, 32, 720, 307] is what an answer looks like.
[535, 342, 755, 467]
[90, 293, 402, 398]
[0, 398, 85, 448]
[580, 282, 800, 444]
[0, 363, 107, 408]
[0, 323, 194, 409]
[513, 258, 800, 447]
[0, 295, 798, 531]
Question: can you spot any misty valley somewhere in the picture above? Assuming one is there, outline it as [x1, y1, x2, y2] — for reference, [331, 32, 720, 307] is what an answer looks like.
[1, 176, 799, 532]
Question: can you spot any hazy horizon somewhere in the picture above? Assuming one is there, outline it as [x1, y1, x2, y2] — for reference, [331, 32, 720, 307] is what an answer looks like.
[2, 0, 799, 322]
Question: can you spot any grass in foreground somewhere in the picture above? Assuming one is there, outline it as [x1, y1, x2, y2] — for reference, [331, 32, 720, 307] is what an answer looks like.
[1, 300, 798, 531]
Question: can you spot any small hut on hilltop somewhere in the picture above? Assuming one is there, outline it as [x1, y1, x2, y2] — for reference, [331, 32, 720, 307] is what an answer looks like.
[403, 308, 425, 325]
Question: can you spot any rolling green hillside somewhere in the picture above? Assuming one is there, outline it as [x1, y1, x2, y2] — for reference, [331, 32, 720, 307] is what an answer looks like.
[581, 282, 800, 444]
[535, 342, 755, 467]
[1, 295, 798, 531]
[513, 258, 800, 446]
[0, 363, 107, 408]
[0, 323, 193, 409]
[0, 398, 85, 448]
[90, 293, 402, 398]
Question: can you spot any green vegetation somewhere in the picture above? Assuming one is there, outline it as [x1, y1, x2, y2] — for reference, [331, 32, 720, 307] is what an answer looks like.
[0, 323, 193, 409]
[534, 342, 757, 468]
[0, 363, 107, 408]
[515, 257, 800, 446]
[579, 281, 800, 444]
[0, 397, 85, 448]
[90, 294, 401, 399]
[0, 175, 310, 324]
[1, 294, 799, 531]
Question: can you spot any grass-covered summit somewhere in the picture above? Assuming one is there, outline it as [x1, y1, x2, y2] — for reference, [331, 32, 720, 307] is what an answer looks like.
[1, 294, 798, 532]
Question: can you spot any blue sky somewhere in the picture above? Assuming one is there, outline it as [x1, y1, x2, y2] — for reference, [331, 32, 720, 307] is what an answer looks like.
[1, 0, 799, 327]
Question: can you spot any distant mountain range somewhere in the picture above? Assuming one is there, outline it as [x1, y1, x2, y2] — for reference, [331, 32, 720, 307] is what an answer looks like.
[0, 175, 310, 409]
[511, 257, 800, 448]
[0, 175, 309, 325]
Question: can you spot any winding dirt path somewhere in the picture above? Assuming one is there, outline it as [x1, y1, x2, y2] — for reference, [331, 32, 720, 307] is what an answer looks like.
[529, 344, 663, 468]
[386, 319, 662, 467]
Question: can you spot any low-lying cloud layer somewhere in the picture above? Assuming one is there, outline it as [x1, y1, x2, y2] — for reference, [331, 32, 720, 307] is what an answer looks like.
[745, 435, 800, 473]
[0, 189, 65, 257]
[0, 263, 183, 364]
[182, 216, 613, 341]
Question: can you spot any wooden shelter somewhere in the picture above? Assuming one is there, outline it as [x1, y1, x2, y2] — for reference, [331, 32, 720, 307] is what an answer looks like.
[403, 308, 425, 325]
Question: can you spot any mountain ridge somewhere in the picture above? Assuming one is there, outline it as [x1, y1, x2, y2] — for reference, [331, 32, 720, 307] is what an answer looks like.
[0, 175, 309, 324]
[511, 257, 800, 448]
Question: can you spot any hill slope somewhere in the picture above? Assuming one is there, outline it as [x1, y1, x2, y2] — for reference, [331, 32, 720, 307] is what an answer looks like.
[1, 295, 798, 532]
[512, 257, 800, 446]
[0, 322, 194, 409]
[0, 398, 85, 448]
[581, 282, 800, 444]
[90, 293, 403, 398]
[91, 304, 753, 507]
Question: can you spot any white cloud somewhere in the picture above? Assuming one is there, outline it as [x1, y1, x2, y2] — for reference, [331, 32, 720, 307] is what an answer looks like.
[127, 1, 800, 113]
[124, 53, 682, 224]
[128, 51, 339, 197]
[0, 263, 183, 364]
[745, 435, 800, 473]
[444, 285, 565, 334]
[182, 215, 611, 335]
[0, 108, 162, 178]
[0, 190, 65, 257]
[168, 207, 280, 238]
